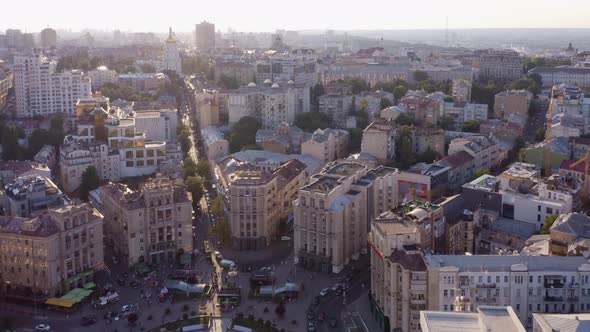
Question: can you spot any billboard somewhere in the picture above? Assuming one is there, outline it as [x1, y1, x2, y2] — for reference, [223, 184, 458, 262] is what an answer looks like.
[398, 180, 429, 202]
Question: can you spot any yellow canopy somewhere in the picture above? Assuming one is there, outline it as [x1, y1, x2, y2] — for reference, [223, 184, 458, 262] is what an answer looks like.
[45, 297, 75, 308]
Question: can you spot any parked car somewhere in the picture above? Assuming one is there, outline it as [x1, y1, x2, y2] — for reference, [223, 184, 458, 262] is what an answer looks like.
[328, 317, 338, 328]
[130, 280, 140, 289]
[307, 322, 316, 332]
[307, 311, 316, 321]
[112, 256, 119, 265]
[81, 316, 97, 326]
[35, 324, 51, 331]
[319, 288, 330, 297]
[214, 251, 222, 260]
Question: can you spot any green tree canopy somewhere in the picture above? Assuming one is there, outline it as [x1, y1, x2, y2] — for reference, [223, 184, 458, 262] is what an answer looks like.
[338, 77, 368, 94]
[380, 97, 393, 110]
[229, 116, 261, 152]
[186, 176, 204, 203]
[196, 160, 211, 179]
[508, 78, 540, 95]
[140, 63, 157, 73]
[462, 119, 480, 133]
[184, 157, 198, 178]
[541, 214, 559, 234]
[394, 113, 416, 126]
[294, 112, 330, 132]
[474, 168, 490, 179]
[218, 74, 240, 90]
[439, 115, 455, 131]
[413, 70, 429, 82]
[1, 125, 24, 161]
[535, 127, 546, 142]
[80, 166, 100, 201]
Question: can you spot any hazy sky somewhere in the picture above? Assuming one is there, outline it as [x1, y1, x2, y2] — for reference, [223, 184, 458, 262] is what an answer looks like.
[3, 0, 590, 33]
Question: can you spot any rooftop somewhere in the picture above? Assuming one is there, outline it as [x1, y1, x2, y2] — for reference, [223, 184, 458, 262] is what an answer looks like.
[532, 313, 590, 332]
[424, 255, 590, 272]
[201, 126, 226, 146]
[0, 214, 60, 238]
[421, 306, 525, 332]
[388, 249, 427, 271]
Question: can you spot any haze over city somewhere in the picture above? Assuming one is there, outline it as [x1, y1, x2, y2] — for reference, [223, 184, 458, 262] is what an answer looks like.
[3, 0, 590, 32]
[2, 3, 590, 332]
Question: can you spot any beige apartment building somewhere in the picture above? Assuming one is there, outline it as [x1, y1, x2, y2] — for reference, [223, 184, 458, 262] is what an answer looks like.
[90, 176, 193, 266]
[217, 157, 306, 250]
[361, 120, 397, 162]
[0, 203, 104, 297]
[294, 162, 400, 273]
[301, 128, 350, 164]
[494, 90, 533, 120]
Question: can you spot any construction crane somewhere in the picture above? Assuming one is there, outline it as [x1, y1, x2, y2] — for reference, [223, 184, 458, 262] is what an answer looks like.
[568, 148, 590, 200]
[544, 88, 555, 176]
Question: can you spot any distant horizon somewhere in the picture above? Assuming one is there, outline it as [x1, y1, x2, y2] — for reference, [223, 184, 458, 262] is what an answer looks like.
[2, 0, 590, 33]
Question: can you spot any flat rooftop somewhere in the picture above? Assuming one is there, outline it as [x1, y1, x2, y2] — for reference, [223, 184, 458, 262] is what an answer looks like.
[421, 306, 525, 332]
[424, 255, 590, 272]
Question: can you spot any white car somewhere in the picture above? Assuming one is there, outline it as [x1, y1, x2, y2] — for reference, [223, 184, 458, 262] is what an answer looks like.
[319, 288, 330, 297]
[35, 324, 51, 331]
[121, 304, 132, 312]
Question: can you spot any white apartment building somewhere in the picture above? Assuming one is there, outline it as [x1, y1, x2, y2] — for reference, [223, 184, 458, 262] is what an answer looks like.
[59, 142, 120, 193]
[294, 162, 400, 273]
[227, 82, 310, 129]
[87, 66, 118, 89]
[448, 135, 503, 171]
[301, 128, 349, 164]
[14, 50, 92, 117]
[370, 250, 590, 332]
[201, 126, 229, 162]
[441, 102, 488, 130]
[90, 176, 193, 266]
[0, 203, 104, 297]
[529, 66, 590, 88]
[133, 109, 179, 143]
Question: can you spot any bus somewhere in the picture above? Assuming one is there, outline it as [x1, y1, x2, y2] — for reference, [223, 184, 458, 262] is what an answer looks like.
[203, 240, 212, 256]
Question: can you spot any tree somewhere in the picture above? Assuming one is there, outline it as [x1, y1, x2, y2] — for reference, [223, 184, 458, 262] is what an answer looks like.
[416, 147, 438, 164]
[294, 112, 330, 132]
[541, 214, 559, 234]
[1, 125, 24, 161]
[462, 120, 480, 133]
[439, 115, 455, 131]
[228, 116, 261, 152]
[509, 78, 540, 96]
[79, 166, 100, 201]
[127, 312, 138, 326]
[394, 113, 416, 126]
[209, 197, 231, 245]
[349, 96, 356, 115]
[413, 70, 429, 82]
[186, 176, 204, 203]
[218, 74, 240, 89]
[196, 160, 211, 179]
[140, 63, 156, 73]
[474, 168, 490, 178]
[48, 114, 66, 147]
[184, 157, 198, 178]
[393, 85, 408, 101]
[210, 197, 225, 220]
[27, 129, 50, 158]
[395, 126, 416, 169]
[535, 127, 546, 142]
[380, 97, 393, 110]
[311, 84, 325, 108]
[339, 77, 368, 94]
[348, 128, 363, 152]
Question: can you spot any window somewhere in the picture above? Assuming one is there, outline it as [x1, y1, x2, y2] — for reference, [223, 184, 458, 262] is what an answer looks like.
[546, 207, 553, 214]
[538, 205, 541, 211]
[504, 276, 509, 283]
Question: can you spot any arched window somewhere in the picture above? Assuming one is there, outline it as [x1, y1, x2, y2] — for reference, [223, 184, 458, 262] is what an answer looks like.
[319, 200, 325, 209]
[310, 198, 316, 208]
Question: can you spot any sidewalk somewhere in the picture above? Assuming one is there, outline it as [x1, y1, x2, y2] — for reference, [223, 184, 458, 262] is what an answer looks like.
[345, 290, 381, 332]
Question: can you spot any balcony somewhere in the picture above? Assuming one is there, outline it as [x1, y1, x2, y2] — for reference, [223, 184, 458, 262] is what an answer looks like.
[568, 296, 579, 301]
[476, 283, 496, 288]
[475, 296, 496, 303]
[455, 296, 470, 303]
[543, 296, 564, 302]
[544, 281, 564, 289]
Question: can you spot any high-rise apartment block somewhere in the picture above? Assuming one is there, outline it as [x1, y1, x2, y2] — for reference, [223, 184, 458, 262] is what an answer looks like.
[195, 21, 215, 51]
[40, 28, 57, 49]
[14, 50, 92, 117]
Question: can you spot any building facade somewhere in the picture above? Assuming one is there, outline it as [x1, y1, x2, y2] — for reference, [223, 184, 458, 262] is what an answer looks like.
[301, 128, 349, 164]
[479, 49, 523, 81]
[14, 51, 92, 117]
[195, 21, 215, 51]
[91, 177, 193, 266]
[0, 203, 104, 297]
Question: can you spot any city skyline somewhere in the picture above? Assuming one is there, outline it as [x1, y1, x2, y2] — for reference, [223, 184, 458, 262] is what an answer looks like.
[2, 0, 590, 32]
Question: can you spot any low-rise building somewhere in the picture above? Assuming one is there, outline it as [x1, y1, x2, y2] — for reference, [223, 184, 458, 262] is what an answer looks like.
[118, 73, 170, 94]
[90, 176, 193, 266]
[441, 102, 488, 130]
[133, 109, 179, 143]
[87, 66, 119, 88]
[201, 126, 229, 162]
[361, 120, 396, 162]
[448, 135, 503, 171]
[256, 123, 309, 154]
[532, 313, 590, 332]
[33, 145, 57, 168]
[0, 161, 51, 185]
[301, 128, 349, 164]
[0, 203, 104, 297]
[3, 175, 65, 217]
[474, 209, 538, 255]
[494, 90, 533, 120]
